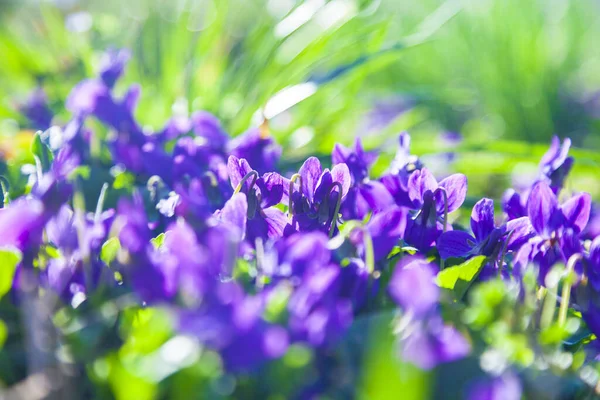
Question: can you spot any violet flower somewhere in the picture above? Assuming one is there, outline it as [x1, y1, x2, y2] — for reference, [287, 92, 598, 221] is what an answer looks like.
[575, 237, 600, 337]
[114, 195, 174, 302]
[286, 157, 351, 236]
[388, 256, 439, 318]
[437, 198, 534, 278]
[227, 127, 281, 174]
[226, 155, 287, 242]
[503, 136, 574, 220]
[287, 263, 354, 347]
[388, 256, 471, 369]
[514, 181, 591, 283]
[179, 282, 288, 371]
[403, 168, 467, 252]
[398, 316, 471, 370]
[20, 88, 53, 130]
[332, 138, 394, 220]
[381, 132, 423, 208]
[467, 372, 522, 400]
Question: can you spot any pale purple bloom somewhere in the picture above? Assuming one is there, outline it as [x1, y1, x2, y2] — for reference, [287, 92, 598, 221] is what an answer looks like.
[388, 256, 439, 317]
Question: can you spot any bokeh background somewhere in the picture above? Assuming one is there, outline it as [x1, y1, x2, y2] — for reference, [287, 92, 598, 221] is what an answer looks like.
[1, 1, 600, 398]
[2, 0, 600, 199]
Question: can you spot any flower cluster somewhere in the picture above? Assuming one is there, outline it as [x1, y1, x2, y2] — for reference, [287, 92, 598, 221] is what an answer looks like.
[2, 50, 600, 398]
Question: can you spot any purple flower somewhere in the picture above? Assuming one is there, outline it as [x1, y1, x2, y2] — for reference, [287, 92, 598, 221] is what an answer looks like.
[332, 138, 394, 220]
[226, 156, 287, 242]
[576, 237, 600, 337]
[502, 136, 574, 220]
[381, 132, 423, 208]
[351, 206, 407, 263]
[288, 264, 354, 347]
[403, 168, 467, 252]
[191, 111, 229, 152]
[99, 48, 130, 89]
[468, 373, 522, 400]
[437, 198, 534, 278]
[398, 316, 470, 370]
[114, 195, 174, 302]
[20, 88, 53, 130]
[286, 157, 351, 235]
[514, 181, 591, 282]
[538, 135, 573, 193]
[228, 127, 281, 174]
[332, 138, 377, 184]
[0, 198, 46, 252]
[388, 256, 439, 317]
[262, 231, 331, 279]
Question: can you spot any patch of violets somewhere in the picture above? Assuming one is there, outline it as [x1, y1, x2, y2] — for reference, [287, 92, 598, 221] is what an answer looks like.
[4, 49, 600, 397]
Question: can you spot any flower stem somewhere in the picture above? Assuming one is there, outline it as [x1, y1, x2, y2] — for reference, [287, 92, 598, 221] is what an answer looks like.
[0, 175, 9, 207]
[203, 171, 218, 187]
[95, 183, 109, 223]
[434, 187, 449, 269]
[234, 170, 259, 194]
[363, 228, 375, 275]
[328, 182, 343, 238]
[558, 253, 583, 326]
[288, 173, 302, 216]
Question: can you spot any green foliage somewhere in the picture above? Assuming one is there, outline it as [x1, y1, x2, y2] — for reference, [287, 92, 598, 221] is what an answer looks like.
[0, 248, 21, 299]
[101, 237, 121, 266]
[436, 255, 486, 298]
[30, 131, 53, 172]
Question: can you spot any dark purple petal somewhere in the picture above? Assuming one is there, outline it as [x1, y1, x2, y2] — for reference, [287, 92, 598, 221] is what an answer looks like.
[20, 88, 53, 130]
[560, 192, 591, 233]
[99, 48, 130, 88]
[257, 173, 284, 208]
[191, 111, 229, 150]
[331, 138, 377, 183]
[527, 181, 560, 237]
[437, 230, 477, 259]
[437, 173, 468, 213]
[299, 157, 322, 204]
[502, 189, 527, 220]
[313, 170, 333, 206]
[471, 198, 495, 242]
[353, 181, 395, 219]
[331, 143, 352, 167]
[380, 173, 413, 208]
[364, 206, 407, 262]
[228, 127, 281, 174]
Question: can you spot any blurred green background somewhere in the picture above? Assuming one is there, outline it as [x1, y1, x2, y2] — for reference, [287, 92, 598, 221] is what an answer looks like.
[1, 0, 600, 200]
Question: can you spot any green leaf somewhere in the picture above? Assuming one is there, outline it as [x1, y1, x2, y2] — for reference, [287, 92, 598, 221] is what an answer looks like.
[436, 256, 487, 298]
[101, 238, 121, 266]
[0, 320, 7, 349]
[30, 131, 54, 172]
[0, 248, 22, 299]
[113, 171, 136, 190]
[150, 233, 165, 250]
[68, 165, 91, 181]
[540, 323, 571, 346]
